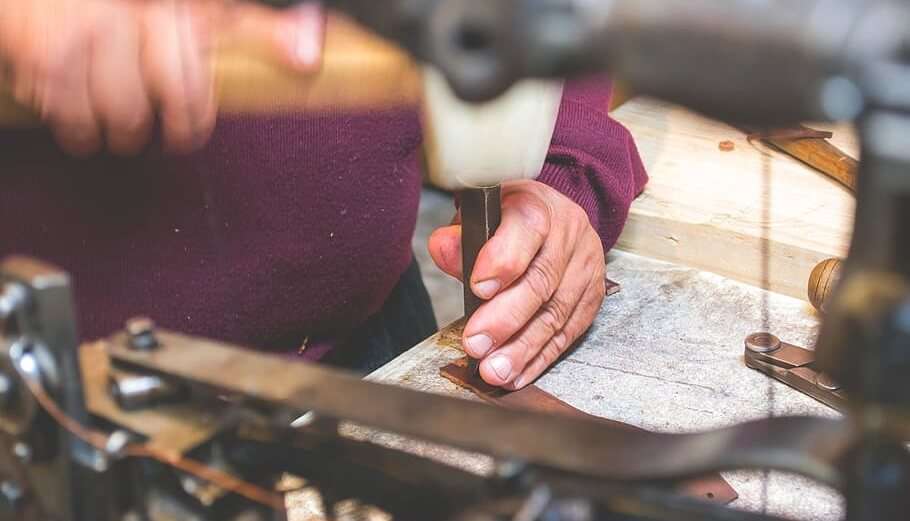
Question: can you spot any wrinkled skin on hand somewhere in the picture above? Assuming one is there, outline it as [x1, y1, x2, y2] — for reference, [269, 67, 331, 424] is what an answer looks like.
[429, 179, 607, 389]
[0, 0, 324, 156]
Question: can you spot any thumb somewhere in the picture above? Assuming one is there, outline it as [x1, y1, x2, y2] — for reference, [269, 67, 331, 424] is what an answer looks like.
[217, 2, 325, 72]
[428, 225, 463, 279]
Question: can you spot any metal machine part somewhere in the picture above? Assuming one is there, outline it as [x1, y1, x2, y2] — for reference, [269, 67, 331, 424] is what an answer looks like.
[108, 371, 185, 411]
[461, 186, 502, 319]
[0, 257, 113, 521]
[460, 185, 502, 374]
[125, 317, 160, 351]
[744, 332, 848, 413]
[0, 258, 865, 521]
[326, 0, 887, 122]
[106, 327, 854, 487]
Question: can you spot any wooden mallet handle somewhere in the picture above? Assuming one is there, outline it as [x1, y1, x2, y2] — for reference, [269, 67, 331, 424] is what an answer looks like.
[0, 17, 421, 127]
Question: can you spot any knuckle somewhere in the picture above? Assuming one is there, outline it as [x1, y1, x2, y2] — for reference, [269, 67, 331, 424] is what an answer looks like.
[552, 330, 570, 352]
[108, 104, 151, 134]
[497, 253, 525, 279]
[541, 338, 565, 365]
[513, 334, 540, 366]
[517, 198, 551, 240]
[568, 203, 589, 228]
[525, 261, 560, 304]
[123, 111, 151, 136]
[25, 47, 60, 86]
[539, 298, 570, 334]
[503, 305, 529, 336]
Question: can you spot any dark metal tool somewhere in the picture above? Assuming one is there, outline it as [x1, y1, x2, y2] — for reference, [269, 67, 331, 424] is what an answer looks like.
[744, 332, 847, 413]
[460, 185, 502, 374]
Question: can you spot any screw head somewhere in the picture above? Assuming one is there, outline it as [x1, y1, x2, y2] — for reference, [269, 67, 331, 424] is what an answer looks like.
[0, 374, 14, 411]
[745, 332, 781, 353]
[816, 372, 841, 391]
[494, 459, 527, 481]
[125, 316, 159, 350]
[0, 480, 24, 511]
[104, 430, 132, 458]
[0, 283, 27, 321]
[12, 442, 30, 463]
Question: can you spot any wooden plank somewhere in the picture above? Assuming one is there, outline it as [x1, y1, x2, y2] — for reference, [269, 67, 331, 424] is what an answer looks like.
[611, 98, 857, 300]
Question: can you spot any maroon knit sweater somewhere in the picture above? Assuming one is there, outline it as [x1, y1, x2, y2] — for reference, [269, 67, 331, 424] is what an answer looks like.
[0, 76, 646, 357]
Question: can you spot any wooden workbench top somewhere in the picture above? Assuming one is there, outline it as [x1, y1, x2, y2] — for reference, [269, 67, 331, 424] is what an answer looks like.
[612, 98, 857, 300]
[286, 252, 842, 521]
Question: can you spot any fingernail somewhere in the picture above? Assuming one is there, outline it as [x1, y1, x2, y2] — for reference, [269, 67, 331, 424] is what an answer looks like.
[489, 356, 512, 381]
[293, 7, 323, 67]
[465, 334, 493, 358]
[474, 279, 500, 299]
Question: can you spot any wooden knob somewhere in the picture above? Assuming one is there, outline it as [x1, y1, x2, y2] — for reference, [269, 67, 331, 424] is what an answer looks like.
[808, 258, 843, 313]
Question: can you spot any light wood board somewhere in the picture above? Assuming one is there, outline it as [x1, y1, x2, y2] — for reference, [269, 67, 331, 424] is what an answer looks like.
[611, 98, 858, 300]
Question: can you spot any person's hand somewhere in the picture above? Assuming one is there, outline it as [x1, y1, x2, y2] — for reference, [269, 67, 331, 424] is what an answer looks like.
[429, 179, 607, 389]
[0, 0, 324, 156]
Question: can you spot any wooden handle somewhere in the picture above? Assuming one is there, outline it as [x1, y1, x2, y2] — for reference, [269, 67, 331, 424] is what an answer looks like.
[808, 257, 843, 313]
[0, 17, 421, 127]
[741, 125, 858, 192]
[762, 135, 858, 192]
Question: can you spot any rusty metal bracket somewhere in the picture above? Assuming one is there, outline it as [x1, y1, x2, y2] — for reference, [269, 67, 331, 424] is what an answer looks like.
[743, 332, 847, 413]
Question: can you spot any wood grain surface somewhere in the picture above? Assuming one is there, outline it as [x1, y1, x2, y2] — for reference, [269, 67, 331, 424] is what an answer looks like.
[612, 99, 857, 300]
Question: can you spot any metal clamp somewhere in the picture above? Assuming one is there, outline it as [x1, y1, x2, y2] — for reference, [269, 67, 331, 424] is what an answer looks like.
[744, 333, 847, 413]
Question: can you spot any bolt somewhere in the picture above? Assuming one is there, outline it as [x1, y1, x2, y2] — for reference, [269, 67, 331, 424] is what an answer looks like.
[0, 374, 14, 411]
[90, 450, 110, 472]
[125, 316, 159, 350]
[545, 499, 593, 521]
[290, 410, 319, 428]
[0, 283, 27, 321]
[12, 442, 31, 463]
[816, 372, 842, 391]
[513, 485, 552, 521]
[104, 430, 132, 459]
[0, 480, 24, 511]
[109, 374, 176, 411]
[745, 332, 781, 354]
[494, 459, 527, 481]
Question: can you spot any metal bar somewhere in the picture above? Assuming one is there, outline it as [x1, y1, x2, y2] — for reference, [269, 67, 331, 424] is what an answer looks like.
[107, 329, 853, 487]
[460, 185, 502, 374]
[229, 431, 490, 520]
[461, 185, 502, 318]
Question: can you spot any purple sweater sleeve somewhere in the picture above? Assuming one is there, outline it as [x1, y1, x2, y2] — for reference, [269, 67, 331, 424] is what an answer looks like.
[536, 76, 648, 252]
